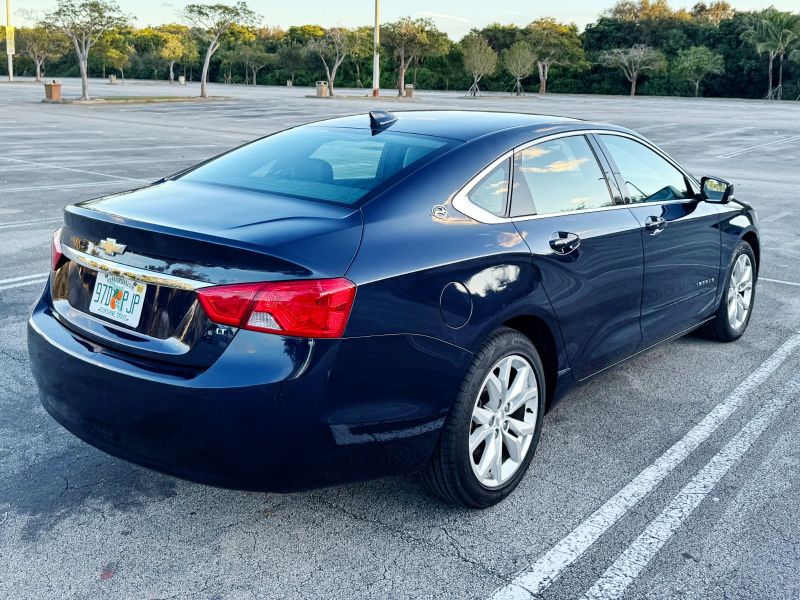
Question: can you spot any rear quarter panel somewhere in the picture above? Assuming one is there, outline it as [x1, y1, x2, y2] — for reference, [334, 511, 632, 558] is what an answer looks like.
[344, 135, 569, 374]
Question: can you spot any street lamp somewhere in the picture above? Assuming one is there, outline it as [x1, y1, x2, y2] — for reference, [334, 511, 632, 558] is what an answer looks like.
[372, 0, 379, 97]
[5, 0, 13, 82]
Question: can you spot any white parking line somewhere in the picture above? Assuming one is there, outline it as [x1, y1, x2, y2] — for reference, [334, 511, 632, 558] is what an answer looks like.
[11, 144, 221, 156]
[759, 210, 792, 223]
[0, 217, 62, 229]
[582, 374, 800, 600]
[628, 123, 681, 132]
[660, 127, 752, 145]
[761, 277, 800, 288]
[0, 278, 48, 292]
[2, 137, 157, 146]
[717, 134, 800, 158]
[0, 156, 150, 183]
[0, 273, 50, 285]
[490, 332, 800, 600]
[0, 181, 139, 194]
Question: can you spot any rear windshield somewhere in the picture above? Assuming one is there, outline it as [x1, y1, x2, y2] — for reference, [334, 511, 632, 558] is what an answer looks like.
[180, 127, 455, 206]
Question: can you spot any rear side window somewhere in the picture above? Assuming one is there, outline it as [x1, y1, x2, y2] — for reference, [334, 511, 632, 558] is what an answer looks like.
[467, 158, 510, 217]
[599, 135, 692, 203]
[511, 136, 613, 217]
[180, 127, 454, 206]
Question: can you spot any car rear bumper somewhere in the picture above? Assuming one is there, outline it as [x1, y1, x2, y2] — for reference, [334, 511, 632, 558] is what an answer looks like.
[28, 289, 473, 491]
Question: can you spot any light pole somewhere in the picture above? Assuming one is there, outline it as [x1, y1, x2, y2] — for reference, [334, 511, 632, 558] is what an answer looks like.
[372, 0, 379, 97]
[5, 0, 12, 82]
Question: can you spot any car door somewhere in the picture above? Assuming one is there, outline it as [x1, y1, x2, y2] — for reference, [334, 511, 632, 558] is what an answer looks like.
[594, 133, 721, 347]
[510, 134, 644, 380]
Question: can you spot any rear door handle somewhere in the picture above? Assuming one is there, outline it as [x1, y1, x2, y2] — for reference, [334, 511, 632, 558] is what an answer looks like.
[549, 231, 581, 254]
[644, 216, 667, 235]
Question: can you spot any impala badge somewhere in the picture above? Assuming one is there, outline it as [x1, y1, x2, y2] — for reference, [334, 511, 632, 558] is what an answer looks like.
[97, 238, 127, 256]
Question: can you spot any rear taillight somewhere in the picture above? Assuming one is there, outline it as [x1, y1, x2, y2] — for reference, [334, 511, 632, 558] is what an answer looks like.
[197, 278, 356, 339]
[51, 228, 64, 271]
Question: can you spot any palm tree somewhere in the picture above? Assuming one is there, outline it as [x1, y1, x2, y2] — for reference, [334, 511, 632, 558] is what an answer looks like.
[742, 9, 800, 100]
[775, 13, 800, 100]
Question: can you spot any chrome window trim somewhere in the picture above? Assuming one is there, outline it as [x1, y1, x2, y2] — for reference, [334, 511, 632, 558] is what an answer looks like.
[451, 129, 700, 225]
[451, 153, 513, 224]
[62, 245, 213, 291]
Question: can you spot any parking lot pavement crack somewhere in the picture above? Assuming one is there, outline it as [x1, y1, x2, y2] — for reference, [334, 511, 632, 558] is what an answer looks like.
[314, 497, 503, 578]
[0, 349, 26, 365]
[441, 525, 506, 580]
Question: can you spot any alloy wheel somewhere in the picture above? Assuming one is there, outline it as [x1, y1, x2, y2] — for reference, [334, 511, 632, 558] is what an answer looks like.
[727, 253, 753, 330]
[469, 354, 538, 488]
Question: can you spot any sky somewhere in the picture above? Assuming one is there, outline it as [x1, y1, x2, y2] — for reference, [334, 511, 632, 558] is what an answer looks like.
[16, 0, 800, 39]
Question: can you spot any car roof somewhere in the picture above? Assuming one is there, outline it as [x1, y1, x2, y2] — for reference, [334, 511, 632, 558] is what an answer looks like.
[308, 110, 586, 142]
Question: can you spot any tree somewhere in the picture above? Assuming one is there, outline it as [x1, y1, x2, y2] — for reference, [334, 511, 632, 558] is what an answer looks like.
[276, 41, 307, 83]
[503, 41, 536, 95]
[461, 33, 497, 97]
[526, 18, 586, 94]
[383, 17, 446, 96]
[691, 2, 735, 26]
[18, 27, 69, 82]
[308, 27, 352, 96]
[43, 0, 129, 100]
[348, 26, 373, 88]
[674, 45, 724, 96]
[182, 2, 258, 98]
[599, 44, 667, 96]
[160, 33, 185, 82]
[606, 0, 677, 21]
[742, 9, 800, 100]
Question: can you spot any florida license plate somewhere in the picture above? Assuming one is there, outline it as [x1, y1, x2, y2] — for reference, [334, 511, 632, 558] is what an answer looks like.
[89, 272, 147, 327]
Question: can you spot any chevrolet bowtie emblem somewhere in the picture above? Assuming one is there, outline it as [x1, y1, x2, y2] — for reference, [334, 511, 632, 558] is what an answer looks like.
[97, 238, 127, 256]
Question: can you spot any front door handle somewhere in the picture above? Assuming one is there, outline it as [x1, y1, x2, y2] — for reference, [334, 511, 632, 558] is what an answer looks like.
[549, 231, 581, 254]
[644, 216, 667, 235]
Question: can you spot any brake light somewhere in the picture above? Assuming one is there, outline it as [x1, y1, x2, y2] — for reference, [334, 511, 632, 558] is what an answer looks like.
[51, 228, 64, 271]
[197, 278, 356, 338]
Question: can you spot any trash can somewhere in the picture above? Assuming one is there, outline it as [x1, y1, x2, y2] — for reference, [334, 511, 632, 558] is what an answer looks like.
[178, 75, 186, 85]
[404, 84, 414, 98]
[109, 74, 117, 84]
[316, 81, 329, 97]
[44, 80, 62, 101]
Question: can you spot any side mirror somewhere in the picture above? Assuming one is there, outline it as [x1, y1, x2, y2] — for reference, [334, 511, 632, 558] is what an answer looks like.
[701, 176, 734, 203]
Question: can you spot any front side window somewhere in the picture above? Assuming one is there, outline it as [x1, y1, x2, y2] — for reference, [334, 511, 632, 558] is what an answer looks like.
[180, 127, 453, 206]
[511, 136, 613, 217]
[467, 158, 510, 217]
[599, 135, 692, 204]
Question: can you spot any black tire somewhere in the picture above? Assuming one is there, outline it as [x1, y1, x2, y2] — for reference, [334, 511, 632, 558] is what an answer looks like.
[701, 240, 757, 342]
[422, 327, 546, 508]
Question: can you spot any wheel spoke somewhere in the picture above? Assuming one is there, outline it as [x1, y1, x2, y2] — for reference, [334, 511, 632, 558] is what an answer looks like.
[506, 365, 530, 408]
[485, 374, 503, 410]
[731, 261, 741, 287]
[727, 293, 737, 323]
[739, 265, 752, 288]
[503, 430, 525, 463]
[476, 433, 497, 478]
[469, 425, 492, 452]
[491, 435, 504, 483]
[507, 416, 535, 437]
[472, 406, 494, 426]
[498, 358, 513, 396]
[508, 388, 537, 413]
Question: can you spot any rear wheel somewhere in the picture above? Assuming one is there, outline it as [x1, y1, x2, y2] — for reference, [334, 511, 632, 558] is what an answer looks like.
[422, 328, 546, 508]
[702, 240, 756, 342]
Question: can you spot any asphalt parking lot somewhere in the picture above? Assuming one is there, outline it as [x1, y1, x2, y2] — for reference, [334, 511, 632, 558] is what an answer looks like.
[1, 78, 799, 599]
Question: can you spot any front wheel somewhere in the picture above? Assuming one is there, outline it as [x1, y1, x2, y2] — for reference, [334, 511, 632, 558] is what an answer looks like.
[702, 240, 756, 342]
[422, 328, 546, 508]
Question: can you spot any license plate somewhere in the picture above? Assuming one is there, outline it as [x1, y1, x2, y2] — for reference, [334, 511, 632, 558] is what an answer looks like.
[89, 272, 147, 328]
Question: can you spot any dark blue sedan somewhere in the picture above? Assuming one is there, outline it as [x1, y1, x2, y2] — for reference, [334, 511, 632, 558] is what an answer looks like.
[28, 111, 759, 507]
